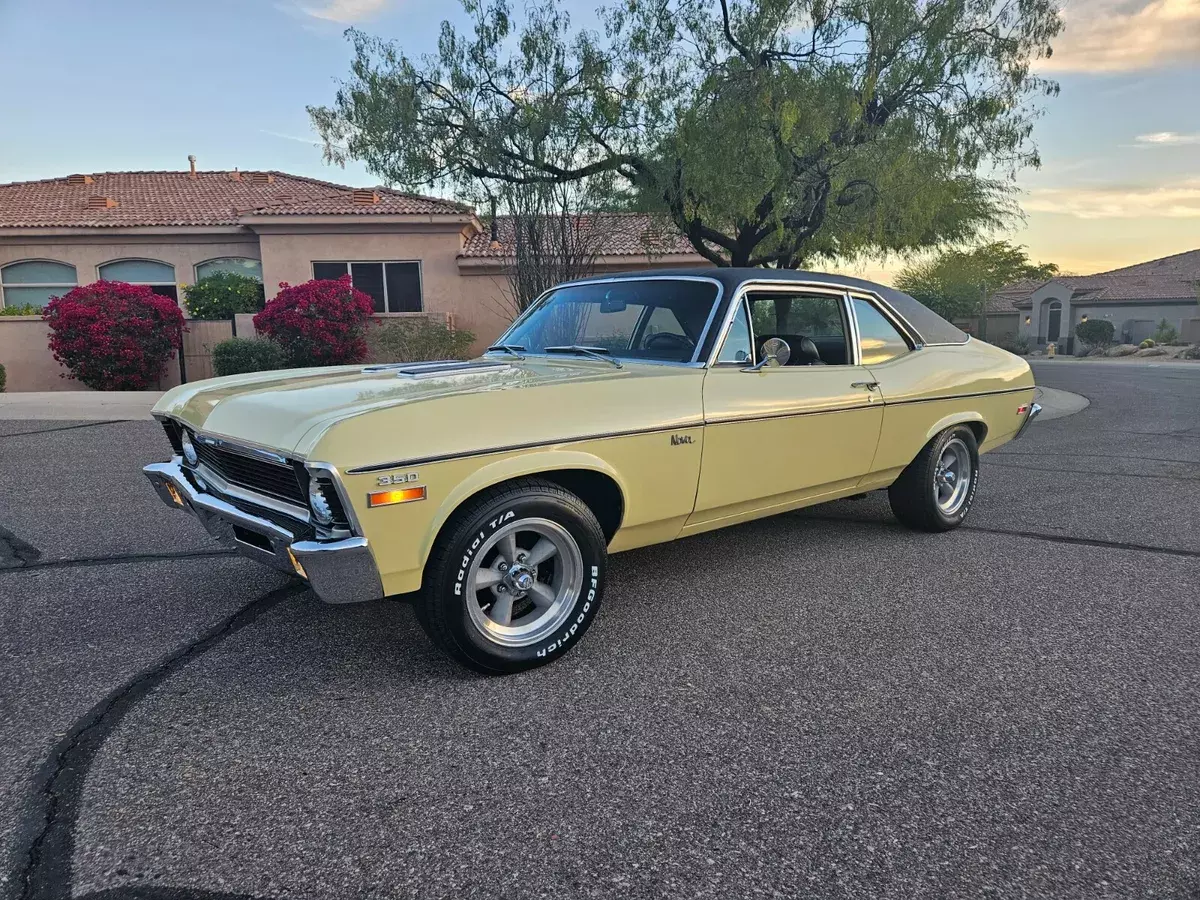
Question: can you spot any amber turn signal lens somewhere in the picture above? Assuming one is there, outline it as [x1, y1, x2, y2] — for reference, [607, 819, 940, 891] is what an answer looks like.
[368, 486, 427, 508]
[165, 482, 184, 507]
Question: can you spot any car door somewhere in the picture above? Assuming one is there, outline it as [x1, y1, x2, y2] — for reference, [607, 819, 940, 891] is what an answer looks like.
[686, 286, 885, 531]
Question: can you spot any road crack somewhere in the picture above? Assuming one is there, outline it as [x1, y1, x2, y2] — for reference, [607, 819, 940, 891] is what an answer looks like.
[0, 548, 237, 576]
[8, 584, 303, 900]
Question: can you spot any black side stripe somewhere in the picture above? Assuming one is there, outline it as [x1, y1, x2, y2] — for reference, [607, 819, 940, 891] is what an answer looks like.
[345, 387, 1031, 473]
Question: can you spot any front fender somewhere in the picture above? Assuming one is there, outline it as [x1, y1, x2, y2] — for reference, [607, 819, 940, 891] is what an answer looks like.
[417, 449, 628, 567]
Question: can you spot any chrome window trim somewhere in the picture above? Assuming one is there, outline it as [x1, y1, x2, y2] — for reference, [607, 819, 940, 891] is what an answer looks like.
[490, 275, 726, 367]
[192, 432, 292, 466]
[706, 281, 859, 368]
[305, 461, 364, 538]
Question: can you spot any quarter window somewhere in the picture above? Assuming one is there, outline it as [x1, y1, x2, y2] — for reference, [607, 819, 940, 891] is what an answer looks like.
[312, 261, 422, 313]
[0, 260, 77, 310]
[852, 297, 911, 365]
[98, 259, 178, 302]
[195, 257, 263, 281]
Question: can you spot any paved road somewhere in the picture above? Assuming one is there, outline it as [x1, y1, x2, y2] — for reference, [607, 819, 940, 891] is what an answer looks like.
[1, 363, 1197, 900]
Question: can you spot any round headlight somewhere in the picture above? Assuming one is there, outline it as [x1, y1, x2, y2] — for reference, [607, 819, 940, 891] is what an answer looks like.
[181, 432, 198, 467]
[309, 478, 334, 525]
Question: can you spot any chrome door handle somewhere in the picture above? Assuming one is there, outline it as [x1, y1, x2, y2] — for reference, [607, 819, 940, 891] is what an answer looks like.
[851, 381, 880, 391]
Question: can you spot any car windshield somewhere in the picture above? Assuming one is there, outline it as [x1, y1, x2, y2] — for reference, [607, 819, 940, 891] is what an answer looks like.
[495, 278, 720, 364]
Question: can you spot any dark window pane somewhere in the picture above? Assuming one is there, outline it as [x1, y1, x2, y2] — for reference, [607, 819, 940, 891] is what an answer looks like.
[385, 262, 422, 312]
[313, 262, 348, 281]
[351, 262, 385, 313]
[149, 285, 179, 302]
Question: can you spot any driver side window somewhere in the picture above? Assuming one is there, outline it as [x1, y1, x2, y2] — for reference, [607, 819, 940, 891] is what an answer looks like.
[745, 291, 850, 366]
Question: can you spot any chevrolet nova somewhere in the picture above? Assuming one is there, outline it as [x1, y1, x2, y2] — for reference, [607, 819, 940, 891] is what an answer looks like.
[145, 269, 1039, 673]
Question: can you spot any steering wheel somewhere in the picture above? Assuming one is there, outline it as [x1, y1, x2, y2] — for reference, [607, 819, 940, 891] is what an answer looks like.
[644, 332, 695, 354]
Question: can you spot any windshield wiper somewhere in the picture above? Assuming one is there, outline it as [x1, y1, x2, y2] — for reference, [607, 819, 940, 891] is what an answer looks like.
[485, 343, 526, 359]
[543, 345, 623, 369]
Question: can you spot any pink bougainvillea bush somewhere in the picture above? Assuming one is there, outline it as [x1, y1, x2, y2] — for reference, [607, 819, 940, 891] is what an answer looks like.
[252, 276, 374, 367]
[44, 281, 185, 390]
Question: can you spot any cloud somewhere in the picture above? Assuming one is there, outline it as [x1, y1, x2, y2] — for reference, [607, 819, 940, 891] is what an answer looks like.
[1040, 0, 1200, 73]
[1134, 131, 1200, 146]
[1025, 178, 1200, 218]
[298, 0, 393, 22]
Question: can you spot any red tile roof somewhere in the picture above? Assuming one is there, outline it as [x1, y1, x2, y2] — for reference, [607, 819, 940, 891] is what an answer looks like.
[460, 213, 699, 259]
[987, 250, 1200, 311]
[0, 171, 469, 228]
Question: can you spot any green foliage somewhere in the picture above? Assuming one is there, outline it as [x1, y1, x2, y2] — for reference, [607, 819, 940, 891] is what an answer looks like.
[894, 242, 1059, 321]
[0, 362, 6, 392]
[367, 318, 476, 363]
[1140, 338, 1155, 349]
[1076, 318, 1115, 348]
[184, 272, 265, 320]
[211, 338, 288, 376]
[1152, 319, 1179, 344]
[310, 0, 1062, 268]
[996, 333, 1030, 356]
[0, 303, 42, 316]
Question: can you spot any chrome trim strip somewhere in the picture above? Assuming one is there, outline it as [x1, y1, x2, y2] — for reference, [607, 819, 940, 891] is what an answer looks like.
[194, 432, 290, 466]
[489, 275, 726, 367]
[883, 386, 1031, 407]
[345, 421, 705, 474]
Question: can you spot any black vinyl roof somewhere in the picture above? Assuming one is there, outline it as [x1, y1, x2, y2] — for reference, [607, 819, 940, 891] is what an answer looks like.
[572, 267, 970, 346]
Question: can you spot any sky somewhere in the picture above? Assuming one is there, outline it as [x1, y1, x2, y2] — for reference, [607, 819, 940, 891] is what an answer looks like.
[1, 0, 1198, 284]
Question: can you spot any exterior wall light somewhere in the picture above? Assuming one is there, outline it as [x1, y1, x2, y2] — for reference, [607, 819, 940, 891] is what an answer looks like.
[1024, 315, 1031, 325]
[1081, 315, 1088, 322]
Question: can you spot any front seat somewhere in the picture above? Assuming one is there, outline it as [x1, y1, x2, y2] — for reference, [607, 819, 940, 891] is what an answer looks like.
[795, 336, 826, 366]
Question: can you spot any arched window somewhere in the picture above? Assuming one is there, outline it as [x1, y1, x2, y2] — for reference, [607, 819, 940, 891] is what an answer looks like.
[1047, 300, 1062, 342]
[0, 260, 78, 310]
[98, 259, 178, 301]
[195, 257, 263, 281]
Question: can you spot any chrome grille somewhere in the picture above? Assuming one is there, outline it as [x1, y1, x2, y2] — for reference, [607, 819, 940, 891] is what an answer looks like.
[192, 440, 306, 506]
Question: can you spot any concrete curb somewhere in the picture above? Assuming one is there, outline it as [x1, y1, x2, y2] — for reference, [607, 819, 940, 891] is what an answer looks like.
[0, 391, 163, 421]
[1034, 386, 1090, 422]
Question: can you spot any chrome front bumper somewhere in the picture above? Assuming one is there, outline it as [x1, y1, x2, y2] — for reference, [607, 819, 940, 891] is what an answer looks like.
[143, 459, 383, 605]
[1014, 401, 1042, 440]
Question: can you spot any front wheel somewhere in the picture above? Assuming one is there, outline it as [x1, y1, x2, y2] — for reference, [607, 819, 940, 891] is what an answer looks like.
[888, 425, 980, 532]
[418, 478, 607, 674]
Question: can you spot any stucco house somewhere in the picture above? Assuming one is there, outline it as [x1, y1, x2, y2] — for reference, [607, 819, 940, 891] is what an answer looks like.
[975, 250, 1200, 350]
[0, 162, 704, 390]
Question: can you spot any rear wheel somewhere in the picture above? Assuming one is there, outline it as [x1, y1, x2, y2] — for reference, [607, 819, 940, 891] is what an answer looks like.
[418, 478, 607, 674]
[888, 425, 980, 532]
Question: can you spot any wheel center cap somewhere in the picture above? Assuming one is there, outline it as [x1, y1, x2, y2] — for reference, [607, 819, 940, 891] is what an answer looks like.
[507, 567, 534, 592]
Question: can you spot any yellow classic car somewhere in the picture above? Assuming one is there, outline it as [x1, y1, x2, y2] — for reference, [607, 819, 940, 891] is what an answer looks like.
[145, 269, 1039, 673]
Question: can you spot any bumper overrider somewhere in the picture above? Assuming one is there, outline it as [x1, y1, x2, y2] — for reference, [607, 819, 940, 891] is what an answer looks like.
[143, 459, 383, 604]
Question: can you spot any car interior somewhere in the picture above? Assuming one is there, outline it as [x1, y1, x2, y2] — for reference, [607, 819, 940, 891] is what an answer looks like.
[747, 293, 851, 366]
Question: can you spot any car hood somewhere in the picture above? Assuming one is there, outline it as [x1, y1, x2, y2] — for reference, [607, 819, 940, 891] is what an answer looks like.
[153, 358, 704, 464]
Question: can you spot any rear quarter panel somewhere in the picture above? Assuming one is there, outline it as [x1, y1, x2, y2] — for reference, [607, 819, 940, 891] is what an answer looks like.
[866, 339, 1036, 481]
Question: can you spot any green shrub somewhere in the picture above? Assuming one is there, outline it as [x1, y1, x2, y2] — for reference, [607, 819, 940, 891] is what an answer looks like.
[367, 317, 476, 363]
[184, 272, 265, 320]
[0, 362, 6, 392]
[1086, 346, 1106, 357]
[211, 337, 288, 376]
[1075, 318, 1115, 348]
[1139, 338, 1155, 349]
[996, 333, 1030, 356]
[0, 303, 42, 316]
[1152, 319, 1179, 344]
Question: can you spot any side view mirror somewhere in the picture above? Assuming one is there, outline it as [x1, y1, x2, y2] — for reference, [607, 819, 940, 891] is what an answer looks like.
[742, 337, 791, 372]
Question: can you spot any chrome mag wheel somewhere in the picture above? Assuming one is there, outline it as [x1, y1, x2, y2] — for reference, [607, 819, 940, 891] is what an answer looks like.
[933, 437, 973, 515]
[464, 517, 584, 648]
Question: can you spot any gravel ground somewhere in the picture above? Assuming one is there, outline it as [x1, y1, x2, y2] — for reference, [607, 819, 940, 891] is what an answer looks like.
[1, 363, 1197, 900]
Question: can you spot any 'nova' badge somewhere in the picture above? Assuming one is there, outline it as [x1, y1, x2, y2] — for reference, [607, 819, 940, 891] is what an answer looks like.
[670, 434, 694, 446]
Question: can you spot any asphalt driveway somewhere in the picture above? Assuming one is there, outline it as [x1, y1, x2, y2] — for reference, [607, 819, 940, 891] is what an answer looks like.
[1, 362, 1197, 900]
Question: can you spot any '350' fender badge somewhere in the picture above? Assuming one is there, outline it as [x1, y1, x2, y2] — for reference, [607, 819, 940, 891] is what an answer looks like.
[376, 471, 420, 486]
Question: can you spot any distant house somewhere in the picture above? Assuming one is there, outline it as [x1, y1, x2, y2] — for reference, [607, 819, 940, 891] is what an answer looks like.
[0, 163, 704, 349]
[976, 250, 1200, 349]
